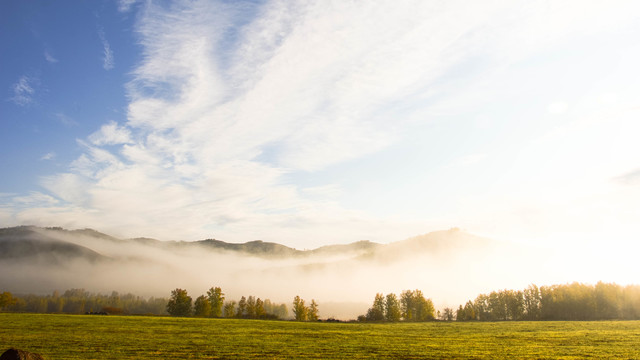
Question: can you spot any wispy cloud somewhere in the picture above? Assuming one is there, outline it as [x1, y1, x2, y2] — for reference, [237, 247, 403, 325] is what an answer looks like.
[40, 152, 56, 161]
[55, 112, 78, 126]
[614, 168, 640, 186]
[118, 0, 137, 13]
[98, 28, 114, 70]
[88, 121, 133, 146]
[10, 76, 35, 106]
[44, 50, 58, 63]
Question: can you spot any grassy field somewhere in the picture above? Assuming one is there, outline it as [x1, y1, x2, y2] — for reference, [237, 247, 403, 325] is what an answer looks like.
[1, 313, 639, 359]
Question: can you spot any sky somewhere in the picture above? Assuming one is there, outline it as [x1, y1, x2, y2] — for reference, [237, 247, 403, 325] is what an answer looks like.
[1, 0, 640, 259]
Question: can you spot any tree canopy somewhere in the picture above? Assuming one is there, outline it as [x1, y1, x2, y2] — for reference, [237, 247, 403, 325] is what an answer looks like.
[363, 290, 435, 322]
[166, 288, 192, 317]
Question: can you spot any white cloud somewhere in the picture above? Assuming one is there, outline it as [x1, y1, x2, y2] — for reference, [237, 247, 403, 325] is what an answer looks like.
[40, 152, 56, 161]
[44, 51, 58, 63]
[10, 76, 35, 106]
[98, 28, 114, 70]
[55, 112, 78, 126]
[89, 121, 133, 146]
[614, 168, 640, 186]
[118, 0, 137, 13]
[12, 192, 59, 206]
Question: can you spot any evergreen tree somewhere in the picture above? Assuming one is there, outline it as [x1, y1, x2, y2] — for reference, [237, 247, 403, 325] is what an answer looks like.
[246, 296, 257, 318]
[308, 299, 319, 321]
[236, 296, 247, 318]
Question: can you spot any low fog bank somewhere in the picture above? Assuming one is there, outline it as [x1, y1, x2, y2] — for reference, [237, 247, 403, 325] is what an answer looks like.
[0, 226, 632, 319]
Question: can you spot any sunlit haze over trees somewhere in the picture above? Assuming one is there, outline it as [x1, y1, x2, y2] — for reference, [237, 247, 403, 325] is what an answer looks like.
[1, 0, 640, 322]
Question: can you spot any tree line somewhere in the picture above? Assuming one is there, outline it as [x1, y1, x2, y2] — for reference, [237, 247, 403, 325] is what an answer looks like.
[359, 282, 640, 322]
[2, 281, 639, 321]
[0, 289, 167, 315]
[166, 287, 289, 320]
[451, 282, 640, 321]
[0, 287, 306, 321]
[359, 289, 435, 322]
[292, 295, 319, 321]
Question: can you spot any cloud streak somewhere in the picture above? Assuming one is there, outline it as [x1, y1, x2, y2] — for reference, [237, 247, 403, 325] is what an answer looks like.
[10, 76, 35, 106]
[118, 0, 137, 13]
[44, 51, 58, 63]
[98, 28, 114, 70]
[614, 168, 640, 186]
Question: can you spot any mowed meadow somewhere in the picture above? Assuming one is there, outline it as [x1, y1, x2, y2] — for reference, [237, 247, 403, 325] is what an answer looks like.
[2, 313, 640, 359]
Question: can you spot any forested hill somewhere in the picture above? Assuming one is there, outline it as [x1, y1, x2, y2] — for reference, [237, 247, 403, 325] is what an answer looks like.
[0, 226, 323, 260]
[0, 227, 108, 264]
[0, 226, 484, 261]
[134, 236, 382, 258]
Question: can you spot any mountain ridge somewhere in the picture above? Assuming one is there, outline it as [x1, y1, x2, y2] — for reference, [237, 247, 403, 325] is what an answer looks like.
[0, 225, 491, 264]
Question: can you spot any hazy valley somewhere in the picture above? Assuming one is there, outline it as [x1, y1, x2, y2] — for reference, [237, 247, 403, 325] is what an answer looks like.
[0, 225, 582, 319]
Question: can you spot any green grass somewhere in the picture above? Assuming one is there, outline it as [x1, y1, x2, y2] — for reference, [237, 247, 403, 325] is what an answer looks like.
[1, 313, 640, 359]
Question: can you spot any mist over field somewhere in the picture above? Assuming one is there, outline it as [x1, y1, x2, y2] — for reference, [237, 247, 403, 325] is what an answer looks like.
[1, 226, 633, 319]
[2, 1, 640, 320]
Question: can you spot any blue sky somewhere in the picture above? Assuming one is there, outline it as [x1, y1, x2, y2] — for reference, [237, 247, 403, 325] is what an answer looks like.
[1, 0, 137, 190]
[2, 0, 640, 276]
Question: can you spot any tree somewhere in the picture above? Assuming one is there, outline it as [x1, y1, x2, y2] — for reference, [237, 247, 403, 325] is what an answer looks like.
[523, 284, 541, 320]
[109, 291, 122, 309]
[193, 295, 211, 317]
[385, 293, 402, 322]
[413, 290, 435, 321]
[441, 307, 455, 321]
[488, 291, 507, 321]
[474, 294, 490, 321]
[505, 290, 524, 320]
[223, 301, 236, 318]
[0, 292, 17, 310]
[400, 290, 414, 321]
[237, 296, 247, 318]
[308, 299, 319, 321]
[263, 299, 288, 319]
[166, 288, 192, 317]
[207, 287, 225, 318]
[456, 301, 476, 321]
[366, 293, 385, 321]
[463, 301, 476, 320]
[399, 290, 434, 321]
[456, 305, 465, 321]
[255, 298, 266, 318]
[246, 296, 257, 318]
[293, 296, 307, 321]
[622, 285, 640, 320]
[595, 281, 621, 320]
